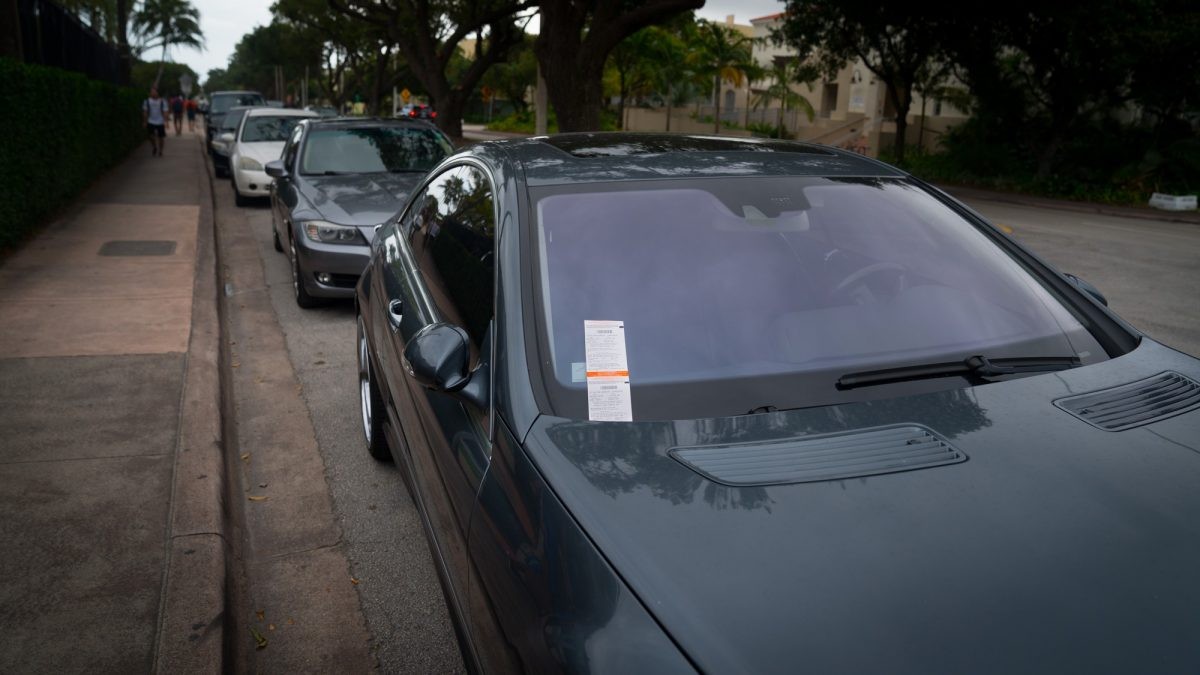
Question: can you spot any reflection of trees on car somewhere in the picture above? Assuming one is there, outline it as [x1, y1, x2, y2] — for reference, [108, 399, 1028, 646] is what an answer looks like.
[547, 386, 989, 512]
[424, 168, 495, 346]
[346, 128, 451, 172]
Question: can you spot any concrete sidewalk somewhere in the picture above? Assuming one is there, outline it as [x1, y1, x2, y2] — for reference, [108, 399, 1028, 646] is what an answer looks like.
[0, 128, 225, 672]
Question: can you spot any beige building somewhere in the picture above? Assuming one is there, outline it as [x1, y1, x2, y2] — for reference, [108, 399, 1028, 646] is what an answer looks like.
[625, 12, 969, 154]
[747, 12, 968, 154]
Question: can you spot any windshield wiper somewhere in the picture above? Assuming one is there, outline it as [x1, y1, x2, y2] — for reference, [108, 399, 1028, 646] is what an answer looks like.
[836, 355, 1081, 390]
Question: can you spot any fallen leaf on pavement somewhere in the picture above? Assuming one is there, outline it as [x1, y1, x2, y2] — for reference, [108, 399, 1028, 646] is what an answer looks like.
[268, 624, 276, 631]
[240, 453, 251, 463]
[258, 483, 268, 488]
[350, 577, 360, 585]
[287, 618, 294, 625]
[255, 610, 265, 621]
[250, 626, 268, 650]
[248, 495, 269, 502]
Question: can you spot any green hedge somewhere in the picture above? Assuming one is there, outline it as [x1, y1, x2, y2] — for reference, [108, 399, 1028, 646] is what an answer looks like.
[0, 58, 144, 251]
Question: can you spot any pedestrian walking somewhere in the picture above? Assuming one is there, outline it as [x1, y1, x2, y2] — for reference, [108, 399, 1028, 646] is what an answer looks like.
[143, 87, 168, 156]
[185, 97, 198, 132]
[171, 94, 185, 136]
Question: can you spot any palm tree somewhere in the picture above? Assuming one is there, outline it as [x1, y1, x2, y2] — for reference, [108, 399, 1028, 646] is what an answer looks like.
[133, 0, 205, 89]
[751, 59, 815, 138]
[694, 20, 762, 134]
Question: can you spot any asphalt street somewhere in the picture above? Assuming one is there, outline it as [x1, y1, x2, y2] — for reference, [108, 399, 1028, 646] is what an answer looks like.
[967, 201, 1200, 357]
[212, 174, 464, 672]
[214, 159, 1198, 671]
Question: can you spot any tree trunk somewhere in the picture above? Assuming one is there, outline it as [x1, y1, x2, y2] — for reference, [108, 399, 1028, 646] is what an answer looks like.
[1035, 132, 1064, 181]
[535, 30, 606, 131]
[116, 0, 130, 84]
[617, 67, 627, 130]
[153, 42, 167, 90]
[438, 96, 465, 139]
[713, 76, 721, 133]
[665, 98, 672, 132]
[369, 45, 388, 115]
[885, 81, 913, 163]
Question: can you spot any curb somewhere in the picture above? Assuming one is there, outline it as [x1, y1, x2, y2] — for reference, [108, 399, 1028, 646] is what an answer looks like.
[153, 134, 228, 673]
[939, 185, 1200, 226]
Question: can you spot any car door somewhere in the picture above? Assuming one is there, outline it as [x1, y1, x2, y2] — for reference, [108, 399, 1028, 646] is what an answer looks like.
[374, 163, 496, 621]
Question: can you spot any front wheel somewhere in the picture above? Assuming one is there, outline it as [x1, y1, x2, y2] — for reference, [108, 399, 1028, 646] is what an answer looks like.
[358, 315, 390, 461]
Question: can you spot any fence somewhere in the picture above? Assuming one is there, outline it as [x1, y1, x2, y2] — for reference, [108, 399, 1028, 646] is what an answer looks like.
[16, 0, 124, 85]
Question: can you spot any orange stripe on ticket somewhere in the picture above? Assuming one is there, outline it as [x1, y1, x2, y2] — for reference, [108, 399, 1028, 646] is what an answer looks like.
[586, 370, 629, 378]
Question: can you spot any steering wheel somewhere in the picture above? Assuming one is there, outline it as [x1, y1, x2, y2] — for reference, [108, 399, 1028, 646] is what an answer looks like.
[832, 261, 909, 302]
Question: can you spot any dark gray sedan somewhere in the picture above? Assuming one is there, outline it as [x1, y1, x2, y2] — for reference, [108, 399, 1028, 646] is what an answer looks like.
[266, 118, 453, 307]
[356, 133, 1200, 673]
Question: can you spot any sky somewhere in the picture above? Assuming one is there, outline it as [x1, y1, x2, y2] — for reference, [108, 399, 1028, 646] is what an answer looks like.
[179, 0, 786, 81]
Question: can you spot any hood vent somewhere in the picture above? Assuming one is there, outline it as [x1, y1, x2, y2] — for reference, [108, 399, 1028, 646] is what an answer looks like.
[670, 425, 965, 486]
[1054, 371, 1200, 431]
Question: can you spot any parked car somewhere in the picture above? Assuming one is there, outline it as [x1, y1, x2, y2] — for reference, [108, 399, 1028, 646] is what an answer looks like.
[398, 103, 436, 120]
[266, 117, 453, 307]
[229, 107, 318, 206]
[204, 90, 265, 145]
[208, 106, 252, 178]
[304, 104, 339, 118]
[355, 133, 1200, 673]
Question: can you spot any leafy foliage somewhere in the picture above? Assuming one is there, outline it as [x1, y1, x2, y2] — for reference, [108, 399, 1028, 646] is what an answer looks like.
[0, 58, 144, 252]
[132, 0, 205, 89]
[693, 19, 762, 133]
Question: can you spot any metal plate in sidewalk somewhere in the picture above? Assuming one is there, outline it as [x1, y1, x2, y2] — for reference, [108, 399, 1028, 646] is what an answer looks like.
[99, 240, 177, 256]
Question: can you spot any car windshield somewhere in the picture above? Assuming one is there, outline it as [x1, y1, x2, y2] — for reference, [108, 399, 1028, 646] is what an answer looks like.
[241, 115, 306, 142]
[220, 109, 248, 131]
[300, 126, 452, 175]
[211, 93, 264, 114]
[532, 176, 1108, 420]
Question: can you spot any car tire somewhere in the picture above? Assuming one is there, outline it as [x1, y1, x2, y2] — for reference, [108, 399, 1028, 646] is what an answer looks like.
[272, 227, 284, 252]
[358, 314, 391, 462]
[288, 234, 322, 309]
[214, 164, 226, 178]
[234, 187, 248, 207]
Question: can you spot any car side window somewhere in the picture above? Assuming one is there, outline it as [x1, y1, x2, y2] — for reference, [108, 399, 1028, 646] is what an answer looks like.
[284, 125, 303, 171]
[411, 165, 496, 351]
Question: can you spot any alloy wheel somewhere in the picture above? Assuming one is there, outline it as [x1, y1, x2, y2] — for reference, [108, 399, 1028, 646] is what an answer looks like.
[358, 317, 373, 445]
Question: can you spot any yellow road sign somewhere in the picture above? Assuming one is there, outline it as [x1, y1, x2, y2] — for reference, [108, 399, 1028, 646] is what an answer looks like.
[400, 88, 411, 104]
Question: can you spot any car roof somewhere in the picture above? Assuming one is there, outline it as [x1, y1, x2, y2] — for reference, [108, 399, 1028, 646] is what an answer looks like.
[211, 90, 263, 96]
[477, 132, 903, 186]
[245, 107, 318, 118]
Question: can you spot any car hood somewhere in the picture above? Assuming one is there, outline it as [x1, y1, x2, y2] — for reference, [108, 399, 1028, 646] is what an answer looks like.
[234, 141, 284, 165]
[521, 338, 1200, 673]
[300, 173, 422, 230]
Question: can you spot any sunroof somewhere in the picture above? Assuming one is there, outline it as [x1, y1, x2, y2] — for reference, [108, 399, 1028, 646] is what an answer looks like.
[540, 133, 835, 158]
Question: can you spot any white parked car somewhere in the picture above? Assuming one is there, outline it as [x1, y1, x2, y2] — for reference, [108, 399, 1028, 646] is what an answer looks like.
[230, 107, 318, 206]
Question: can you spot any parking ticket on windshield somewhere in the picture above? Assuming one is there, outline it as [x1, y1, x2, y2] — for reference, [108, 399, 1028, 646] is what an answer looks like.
[584, 320, 632, 421]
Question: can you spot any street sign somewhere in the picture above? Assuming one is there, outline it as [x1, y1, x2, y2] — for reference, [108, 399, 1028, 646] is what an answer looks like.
[400, 88, 411, 104]
[179, 73, 193, 96]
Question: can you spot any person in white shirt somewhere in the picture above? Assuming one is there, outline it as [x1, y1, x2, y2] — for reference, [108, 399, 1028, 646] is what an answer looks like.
[142, 86, 169, 156]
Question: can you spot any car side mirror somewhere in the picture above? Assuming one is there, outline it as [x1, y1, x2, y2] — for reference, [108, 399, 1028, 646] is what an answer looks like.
[404, 323, 488, 408]
[265, 160, 287, 178]
[219, 132, 235, 143]
[1065, 273, 1108, 306]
